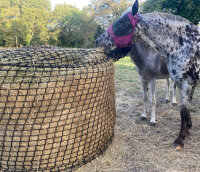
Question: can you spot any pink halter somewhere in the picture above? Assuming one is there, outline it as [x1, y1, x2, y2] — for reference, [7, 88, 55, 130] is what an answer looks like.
[107, 13, 139, 49]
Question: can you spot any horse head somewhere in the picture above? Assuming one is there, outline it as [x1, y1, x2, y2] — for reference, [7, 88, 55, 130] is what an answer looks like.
[96, 0, 139, 61]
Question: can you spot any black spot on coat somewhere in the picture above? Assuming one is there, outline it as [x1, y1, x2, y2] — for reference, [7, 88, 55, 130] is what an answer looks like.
[178, 36, 184, 46]
[172, 69, 176, 75]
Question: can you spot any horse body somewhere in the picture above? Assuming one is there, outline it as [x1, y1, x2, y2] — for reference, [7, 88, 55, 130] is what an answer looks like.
[135, 13, 200, 148]
[131, 42, 176, 125]
[96, 0, 200, 149]
[131, 43, 169, 80]
[135, 13, 200, 86]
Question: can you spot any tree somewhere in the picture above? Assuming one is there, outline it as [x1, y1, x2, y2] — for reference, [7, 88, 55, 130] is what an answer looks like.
[141, 0, 167, 13]
[141, 0, 200, 24]
[50, 4, 97, 48]
[0, 0, 51, 46]
[162, 0, 200, 24]
[0, 0, 21, 46]
[18, 0, 51, 11]
[0, 0, 99, 48]
[80, 7, 99, 47]
[20, 7, 50, 45]
[58, 7, 84, 47]
[93, 25, 104, 42]
[90, 0, 133, 29]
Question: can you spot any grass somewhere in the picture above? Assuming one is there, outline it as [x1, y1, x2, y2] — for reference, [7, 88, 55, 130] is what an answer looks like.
[114, 57, 141, 94]
[76, 56, 200, 172]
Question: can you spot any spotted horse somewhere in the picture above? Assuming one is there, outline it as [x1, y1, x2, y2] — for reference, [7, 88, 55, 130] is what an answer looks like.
[96, 0, 200, 149]
[130, 42, 177, 126]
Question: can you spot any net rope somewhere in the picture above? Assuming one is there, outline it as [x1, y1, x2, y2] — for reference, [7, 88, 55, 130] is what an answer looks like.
[0, 47, 116, 171]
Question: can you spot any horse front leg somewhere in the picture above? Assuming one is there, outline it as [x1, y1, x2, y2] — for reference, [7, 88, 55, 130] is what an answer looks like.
[140, 78, 148, 120]
[174, 82, 195, 150]
[150, 78, 156, 126]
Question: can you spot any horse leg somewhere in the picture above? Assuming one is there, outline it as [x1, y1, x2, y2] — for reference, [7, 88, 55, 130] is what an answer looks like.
[150, 78, 156, 125]
[172, 82, 177, 105]
[174, 82, 195, 149]
[174, 104, 189, 149]
[165, 78, 170, 103]
[185, 85, 195, 132]
[140, 79, 148, 120]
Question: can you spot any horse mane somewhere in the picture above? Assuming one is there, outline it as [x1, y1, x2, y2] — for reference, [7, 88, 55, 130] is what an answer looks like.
[121, 6, 193, 26]
[198, 22, 200, 31]
[142, 12, 193, 25]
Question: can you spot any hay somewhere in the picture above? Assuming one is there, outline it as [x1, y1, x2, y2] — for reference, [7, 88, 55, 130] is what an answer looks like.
[0, 47, 116, 171]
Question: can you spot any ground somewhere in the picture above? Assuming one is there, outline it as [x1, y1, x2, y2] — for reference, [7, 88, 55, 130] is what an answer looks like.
[76, 57, 200, 172]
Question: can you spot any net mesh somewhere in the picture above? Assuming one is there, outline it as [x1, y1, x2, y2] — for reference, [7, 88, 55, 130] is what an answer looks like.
[0, 47, 116, 171]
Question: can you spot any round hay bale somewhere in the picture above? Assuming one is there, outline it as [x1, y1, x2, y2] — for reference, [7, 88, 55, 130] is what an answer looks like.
[0, 47, 116, 171]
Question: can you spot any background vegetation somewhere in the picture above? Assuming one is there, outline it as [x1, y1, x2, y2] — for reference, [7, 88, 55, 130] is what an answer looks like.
[0, 0, 199, 48]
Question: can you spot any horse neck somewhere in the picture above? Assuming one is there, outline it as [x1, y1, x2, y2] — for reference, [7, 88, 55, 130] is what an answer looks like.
[134, 14, 194, 55]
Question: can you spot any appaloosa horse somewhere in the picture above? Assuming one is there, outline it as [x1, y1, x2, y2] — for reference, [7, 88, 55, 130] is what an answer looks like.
[131, 42, 177, 125]
[96, 0, 200, 149]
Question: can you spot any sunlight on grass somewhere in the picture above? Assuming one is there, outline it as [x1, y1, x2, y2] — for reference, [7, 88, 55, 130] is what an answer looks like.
[114, 56, 141, 92]
[114, 56, 135, 68]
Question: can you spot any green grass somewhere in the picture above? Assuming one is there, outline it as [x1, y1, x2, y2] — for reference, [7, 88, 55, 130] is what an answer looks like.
[114, 56, 135, 69]
[114, 56, 139, 84]
[114, 56, 142, 97]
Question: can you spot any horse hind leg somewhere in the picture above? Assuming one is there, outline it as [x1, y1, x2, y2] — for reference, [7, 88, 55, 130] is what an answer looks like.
[174, 105, 191, 150]
[172, 81, 177, 105]
[181, 84, 195, 133]
[165, 79, 177, 105]
[174, 82, 196, 150]
[185, 85, 195, 131]
[165, 78, 170, 103]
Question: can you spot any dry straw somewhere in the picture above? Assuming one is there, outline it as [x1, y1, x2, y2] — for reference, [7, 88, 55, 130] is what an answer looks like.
[0, 47, 116, 171]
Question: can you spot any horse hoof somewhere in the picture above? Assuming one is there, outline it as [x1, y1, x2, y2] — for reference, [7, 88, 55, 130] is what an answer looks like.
[150, 122, 156, 126]
[186, 130, 190, 135]
[140, 116, 146, 120]
[165, 99, 170, 103]
[172, 102, 177, 106]
[174, 139, 184, 150]
[175, 144, 183, 150]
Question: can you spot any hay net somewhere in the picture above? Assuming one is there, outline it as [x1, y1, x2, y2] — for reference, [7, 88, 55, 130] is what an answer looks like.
[0, 47, 116, 171]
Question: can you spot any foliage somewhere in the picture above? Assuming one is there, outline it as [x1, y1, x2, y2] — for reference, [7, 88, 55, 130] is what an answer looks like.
[49, 4, 97, 48]
[142, 0, 200, 24]
[0, 0, 51, 46]
[0, 0, 97, 48]
[141, 0, 167, 13]
[90, 0, 133, 29]
[0, 0, 200, 48]
[162, 0, 200, 24]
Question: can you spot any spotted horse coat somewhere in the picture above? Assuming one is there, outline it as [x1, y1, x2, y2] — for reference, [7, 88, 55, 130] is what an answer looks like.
[130, 42, 177, 126]
[96, 0, 200, 149]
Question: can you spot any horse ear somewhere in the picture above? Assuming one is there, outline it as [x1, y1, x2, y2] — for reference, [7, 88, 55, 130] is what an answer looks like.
[132, 0, 139, 16]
